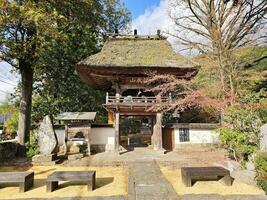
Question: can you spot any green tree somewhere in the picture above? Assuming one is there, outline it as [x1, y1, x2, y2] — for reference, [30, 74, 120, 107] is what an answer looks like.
[0, 0, 130, 144]
[0, 0, 60, 144]
[32, 0, 130, 124]
[102, 0, 131, 32]
[218, 96, 267, 165]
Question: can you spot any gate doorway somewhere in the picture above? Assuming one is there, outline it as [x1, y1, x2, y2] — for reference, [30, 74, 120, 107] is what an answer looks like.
[120, 116, 153, 148]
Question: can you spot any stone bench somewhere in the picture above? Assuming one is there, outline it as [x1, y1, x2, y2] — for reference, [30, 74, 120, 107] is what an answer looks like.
[47, 171, 96, 192]
[181, 167, 234, 187]
[0, 171, 34, 192]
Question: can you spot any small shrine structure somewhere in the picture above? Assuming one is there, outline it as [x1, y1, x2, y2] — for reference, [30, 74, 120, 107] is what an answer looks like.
[55, 112, 96, 155]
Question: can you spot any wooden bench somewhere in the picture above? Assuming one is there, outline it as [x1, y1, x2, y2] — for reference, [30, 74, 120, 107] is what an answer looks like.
[181, 167, 234, 187]
[47, 171, 96, 192]
[0, 171, 34, 192]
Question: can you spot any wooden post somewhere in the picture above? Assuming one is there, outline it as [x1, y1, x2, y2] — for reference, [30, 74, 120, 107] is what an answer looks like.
[152, 113, 163, 150]
[64, 123, 68, 141]
[114, 113, 120, 154]
[106, 92, 109, 104]
[108, 112, 115, 125]
[87, 124, 91, 156]
[116, 93, 120, 103]
[63, 122, 69, 155]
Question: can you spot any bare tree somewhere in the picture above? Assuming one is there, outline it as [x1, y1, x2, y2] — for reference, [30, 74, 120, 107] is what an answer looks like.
[167, 0, 267, 101]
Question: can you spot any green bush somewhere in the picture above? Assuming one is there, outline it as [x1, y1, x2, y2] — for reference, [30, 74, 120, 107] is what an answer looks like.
[255, 152, 267, 194]
[25, 131, 39, 158]
[218, 105, 263, 165]
[218, 127, 258, 166]
[4, 111, 18, 134]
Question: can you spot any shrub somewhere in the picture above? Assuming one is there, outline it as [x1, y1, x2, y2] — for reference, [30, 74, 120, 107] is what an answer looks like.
[218, 105, 263, 165]
[218, 127, 258, 166]
[25, 131, 39, 158]
[254, 152, 267, 194]
[4, 111, 19, 134]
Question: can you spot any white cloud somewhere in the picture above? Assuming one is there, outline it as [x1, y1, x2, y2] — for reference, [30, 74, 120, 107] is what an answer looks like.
[0, 62, 19, 104]
[131, 0, 191, 54]
[132, 0, 173, 35]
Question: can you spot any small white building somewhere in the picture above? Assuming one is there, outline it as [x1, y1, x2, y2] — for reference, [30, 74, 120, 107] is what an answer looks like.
[166, 123, 220, 150]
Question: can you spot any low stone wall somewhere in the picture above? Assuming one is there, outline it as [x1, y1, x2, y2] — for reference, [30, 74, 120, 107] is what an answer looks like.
[0, 142, 26, 164]
[91, 144, 115, 153]
[175, 143, 221, 150]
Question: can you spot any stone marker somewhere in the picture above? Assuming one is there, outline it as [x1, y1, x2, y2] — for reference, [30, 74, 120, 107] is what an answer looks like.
[32, 115, 59, 165]
[260, 124, 267, 151]
[38, 115, 58, 154]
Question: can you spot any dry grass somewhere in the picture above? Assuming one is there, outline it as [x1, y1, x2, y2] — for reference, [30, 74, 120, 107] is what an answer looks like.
[0, 166, 127, 199]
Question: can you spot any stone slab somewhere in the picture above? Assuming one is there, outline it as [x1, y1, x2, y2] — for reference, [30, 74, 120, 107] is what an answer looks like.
[225, 195, 267, 200]
[32, 159, 60, 166]
[181, 194, 224, 200]
[67, 153, 84, 160]
[32, 154, 57, 162]
[231, 170, 257, 186]
[128, 160, 179, 200]
[181, 195, 267, 200]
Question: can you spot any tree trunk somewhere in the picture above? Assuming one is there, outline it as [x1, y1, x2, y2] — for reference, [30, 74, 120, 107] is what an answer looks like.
[18, 65, 33, 145]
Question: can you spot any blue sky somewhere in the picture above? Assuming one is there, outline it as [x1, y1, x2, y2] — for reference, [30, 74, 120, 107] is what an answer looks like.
[121, 0, 160, 19]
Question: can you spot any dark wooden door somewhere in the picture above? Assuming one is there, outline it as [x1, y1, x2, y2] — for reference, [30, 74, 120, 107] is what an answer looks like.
[162, 128, 174, 150]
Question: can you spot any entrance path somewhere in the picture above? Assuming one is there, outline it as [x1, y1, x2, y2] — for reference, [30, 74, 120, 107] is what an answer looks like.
[128, 160, 179, 200]
[63, 148, 235, 169]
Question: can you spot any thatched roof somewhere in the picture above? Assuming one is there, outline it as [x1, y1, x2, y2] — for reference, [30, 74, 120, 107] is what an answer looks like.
[78, 35, 195, 68]
[76, 35, 199, 90]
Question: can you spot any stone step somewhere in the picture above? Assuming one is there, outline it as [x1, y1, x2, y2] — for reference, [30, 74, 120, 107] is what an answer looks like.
[67, 153, 84, 161]
[32, 159, 60, 166]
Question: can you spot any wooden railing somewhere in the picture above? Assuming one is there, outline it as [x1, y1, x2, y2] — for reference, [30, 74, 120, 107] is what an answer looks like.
[105, 93, 171, 105]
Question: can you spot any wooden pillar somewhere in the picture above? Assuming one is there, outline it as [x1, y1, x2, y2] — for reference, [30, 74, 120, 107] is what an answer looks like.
[64, 122, 69, 141]
[108, 112, 115, 125]
[106, 92, 109, 104]
[63, 122, 69, 155]
[114, 112, 120, 153]
[152, 113, 163, 150]
[87, 124, 91, 156]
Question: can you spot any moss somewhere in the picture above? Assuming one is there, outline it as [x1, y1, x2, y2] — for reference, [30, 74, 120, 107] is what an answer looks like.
[78, 37, 195, 68]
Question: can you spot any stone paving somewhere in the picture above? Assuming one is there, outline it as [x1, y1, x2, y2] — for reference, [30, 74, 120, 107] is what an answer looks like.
[180, 195, 267, 200]
[63, 148, 234, 169]
[128, 160, 179, 200]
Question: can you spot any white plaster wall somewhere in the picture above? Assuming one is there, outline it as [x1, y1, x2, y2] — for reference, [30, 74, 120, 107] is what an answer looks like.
[174, 128, 220, 144]
[55, 129, 65, 145]
[90, 127, 115, 145]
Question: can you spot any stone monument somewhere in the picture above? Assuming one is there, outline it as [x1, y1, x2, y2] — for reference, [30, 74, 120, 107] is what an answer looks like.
[32, 115, 59, 165]
[260, 124, 267, 152]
